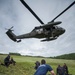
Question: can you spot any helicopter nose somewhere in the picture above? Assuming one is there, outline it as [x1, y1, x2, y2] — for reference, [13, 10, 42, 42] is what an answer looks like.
[62, 28, 65, 34]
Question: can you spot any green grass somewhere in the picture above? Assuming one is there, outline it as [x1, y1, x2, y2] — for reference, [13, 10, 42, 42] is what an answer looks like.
[0, 55, 75, 75]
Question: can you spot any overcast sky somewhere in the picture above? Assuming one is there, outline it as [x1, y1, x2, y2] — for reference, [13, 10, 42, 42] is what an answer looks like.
[0, 0, 75, 57]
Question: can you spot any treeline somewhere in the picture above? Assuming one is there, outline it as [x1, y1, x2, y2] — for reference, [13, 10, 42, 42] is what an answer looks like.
[53, 53, 75, 60]
[0, 53, 21, 56]
[0, 53, 75, 60]
[9, 53, 21, 56]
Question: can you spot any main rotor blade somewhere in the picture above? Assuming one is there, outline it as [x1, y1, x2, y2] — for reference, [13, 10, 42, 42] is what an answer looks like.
[20, 0, 44, 24]
[51, 1, 75, 22]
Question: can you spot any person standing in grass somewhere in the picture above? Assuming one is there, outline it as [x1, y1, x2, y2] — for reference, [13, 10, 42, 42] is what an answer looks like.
[56, 65, 64, 75]
[63, 63, 68, 75]
[34, 59, 56, 75]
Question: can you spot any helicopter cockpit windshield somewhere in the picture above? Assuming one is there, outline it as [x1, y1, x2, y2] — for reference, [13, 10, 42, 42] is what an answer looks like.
[55, 26, 64, 30]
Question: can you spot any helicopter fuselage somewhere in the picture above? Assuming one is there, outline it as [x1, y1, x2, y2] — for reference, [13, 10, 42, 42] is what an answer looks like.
[6, 21, 65, 42]
[16, 21, 65, 40]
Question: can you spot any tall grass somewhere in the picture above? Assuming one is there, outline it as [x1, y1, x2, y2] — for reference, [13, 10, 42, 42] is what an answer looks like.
[0, 55, 75, 75]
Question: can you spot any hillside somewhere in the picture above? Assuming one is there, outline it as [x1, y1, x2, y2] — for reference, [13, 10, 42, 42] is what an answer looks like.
[0, 53, 75, 60]
[53, 53, 75, 60]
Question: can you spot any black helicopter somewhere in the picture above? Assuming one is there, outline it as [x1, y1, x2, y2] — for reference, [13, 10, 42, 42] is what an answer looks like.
[6, 0, 75, 42]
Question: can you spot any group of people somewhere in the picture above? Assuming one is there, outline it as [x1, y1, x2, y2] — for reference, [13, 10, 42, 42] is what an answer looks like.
[57, 63, 68, 75]
[1, 54, 16, 67]
[0, 55, 69, 75]
[34, 59, 69, 75]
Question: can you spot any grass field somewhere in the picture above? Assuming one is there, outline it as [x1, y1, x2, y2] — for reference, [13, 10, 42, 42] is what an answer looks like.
[0, 54, 75, 75]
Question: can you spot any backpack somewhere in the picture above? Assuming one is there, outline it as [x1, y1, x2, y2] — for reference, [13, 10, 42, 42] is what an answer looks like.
[59, 67, 64, 74]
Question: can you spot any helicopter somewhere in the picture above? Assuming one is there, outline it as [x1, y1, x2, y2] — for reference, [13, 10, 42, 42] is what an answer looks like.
[6, 0, 75, 42]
